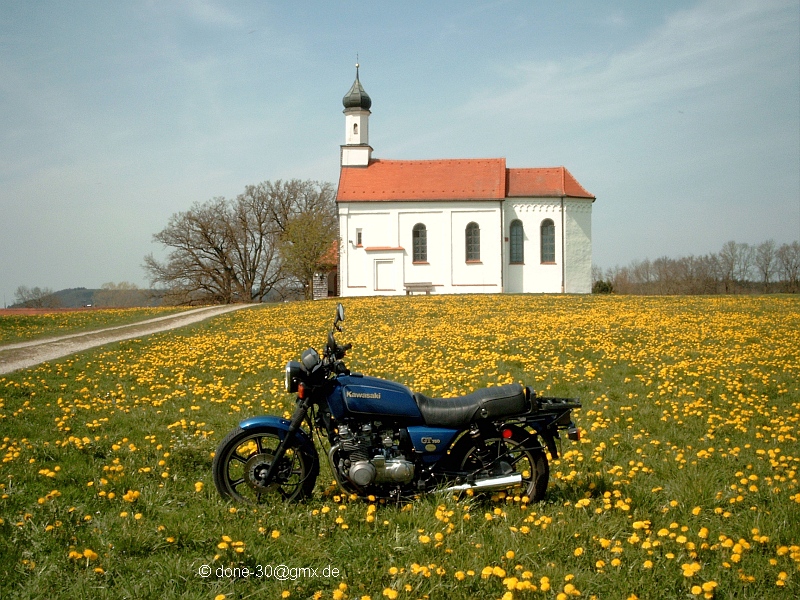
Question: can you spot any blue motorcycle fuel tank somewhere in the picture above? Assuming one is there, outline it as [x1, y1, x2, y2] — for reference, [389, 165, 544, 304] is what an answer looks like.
[328, 374, 425, 425]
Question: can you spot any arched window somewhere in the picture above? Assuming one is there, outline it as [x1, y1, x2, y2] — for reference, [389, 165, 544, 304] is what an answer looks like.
[412, 223, 427, 263]
[510, 220, 524, 264]
[465, 222, 480, 262]
[541, 219, 555, 263]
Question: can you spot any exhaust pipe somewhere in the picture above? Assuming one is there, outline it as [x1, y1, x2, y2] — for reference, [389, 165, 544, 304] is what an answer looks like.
[444, 473, 522, 493]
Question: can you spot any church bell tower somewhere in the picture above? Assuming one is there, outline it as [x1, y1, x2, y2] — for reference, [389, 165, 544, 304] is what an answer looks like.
[341, 64, 372, 167]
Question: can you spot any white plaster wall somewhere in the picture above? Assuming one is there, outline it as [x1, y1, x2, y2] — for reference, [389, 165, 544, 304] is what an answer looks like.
[450, 208, 502, 291]
[340, 145, 371, 167]
[338, 201, 502, 296]
[338, 198, 591, 296]
[344, 108, 369, 145]
[398, 210, 446, 287]
[564, 199, 593, 293]
[503, 199, 563, 293]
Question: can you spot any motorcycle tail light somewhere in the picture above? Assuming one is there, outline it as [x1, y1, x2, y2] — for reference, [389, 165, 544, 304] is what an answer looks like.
[502, 428, 513, 439]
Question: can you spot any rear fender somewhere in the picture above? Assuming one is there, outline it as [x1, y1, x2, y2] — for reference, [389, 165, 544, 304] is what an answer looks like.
[504, 421, 558, 459]
[238, 415, 316, 453]
[501, 423, 547, 454]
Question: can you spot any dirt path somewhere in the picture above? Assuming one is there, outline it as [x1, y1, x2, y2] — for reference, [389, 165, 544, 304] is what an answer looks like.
[0, 304, 254, 375]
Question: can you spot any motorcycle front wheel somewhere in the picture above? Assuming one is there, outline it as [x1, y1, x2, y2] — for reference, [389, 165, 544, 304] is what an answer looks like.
[451, 425, 549, 502]
[212, 426, 319, 503]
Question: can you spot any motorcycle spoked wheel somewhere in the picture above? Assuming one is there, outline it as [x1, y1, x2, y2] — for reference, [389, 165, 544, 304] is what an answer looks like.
[212, 426, 319, 503]
[451, 425, 549, 502]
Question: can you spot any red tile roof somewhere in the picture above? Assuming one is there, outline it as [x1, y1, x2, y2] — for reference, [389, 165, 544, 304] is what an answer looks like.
[337, 160, 594, 202]
[506, 167, 594, 199]
[318, 239, 339, 269]
[337, 158, 507, 201]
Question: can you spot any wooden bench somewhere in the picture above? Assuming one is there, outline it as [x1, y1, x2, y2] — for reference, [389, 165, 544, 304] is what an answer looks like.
[405, 282, 435, 295]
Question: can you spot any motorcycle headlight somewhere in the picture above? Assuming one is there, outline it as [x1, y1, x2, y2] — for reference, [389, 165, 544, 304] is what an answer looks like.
[285, 361, 304, 393]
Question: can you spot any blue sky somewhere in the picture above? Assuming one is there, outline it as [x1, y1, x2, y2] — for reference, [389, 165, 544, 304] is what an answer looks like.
[1, 0, 798, 304]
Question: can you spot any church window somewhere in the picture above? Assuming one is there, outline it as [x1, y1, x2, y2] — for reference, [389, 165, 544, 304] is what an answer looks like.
[353, 123, 358, 136]
[412, 223, 427, 262]
[356, 229, 362, 247]
[466, 222, 480, 262]
[510, 220, 524, 264]
[541, 219, 555, 263]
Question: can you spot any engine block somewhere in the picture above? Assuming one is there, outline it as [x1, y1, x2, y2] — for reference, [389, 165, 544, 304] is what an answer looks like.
[338, 423, 414, 487]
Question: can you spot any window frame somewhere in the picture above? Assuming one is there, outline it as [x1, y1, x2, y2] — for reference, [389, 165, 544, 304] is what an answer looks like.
[465, 221, 481, 262]
[509, 219, 524, 264]
[412, 223, 427, 263]
[540, 219, 555, 264]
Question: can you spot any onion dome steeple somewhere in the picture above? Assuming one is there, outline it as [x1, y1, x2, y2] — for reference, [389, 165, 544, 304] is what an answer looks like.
[342, 63, 372, 110]
[340, 62, 373, 167]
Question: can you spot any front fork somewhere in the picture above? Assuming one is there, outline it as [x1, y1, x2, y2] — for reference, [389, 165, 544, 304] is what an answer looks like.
[261, 398, 309, 484]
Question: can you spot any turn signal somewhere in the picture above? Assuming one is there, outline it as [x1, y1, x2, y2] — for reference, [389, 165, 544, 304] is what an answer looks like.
[567, 426, 580, 441]
[298, 383, 307, 399]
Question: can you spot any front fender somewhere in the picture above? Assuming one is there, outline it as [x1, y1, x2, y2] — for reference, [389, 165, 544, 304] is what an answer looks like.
[238, 415, 316, 452]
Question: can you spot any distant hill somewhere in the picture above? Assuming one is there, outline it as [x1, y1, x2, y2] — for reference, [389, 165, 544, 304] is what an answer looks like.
[10, 287, 165, 309]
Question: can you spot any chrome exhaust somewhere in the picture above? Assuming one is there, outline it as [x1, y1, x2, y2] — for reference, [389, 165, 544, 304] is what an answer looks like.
[444, 473, 522, 493]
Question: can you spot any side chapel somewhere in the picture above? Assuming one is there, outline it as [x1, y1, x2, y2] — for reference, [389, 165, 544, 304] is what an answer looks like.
[335, 66, 595, 296]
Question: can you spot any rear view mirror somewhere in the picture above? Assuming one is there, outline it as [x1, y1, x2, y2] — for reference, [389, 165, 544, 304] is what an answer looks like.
[336, 303, 345, 324]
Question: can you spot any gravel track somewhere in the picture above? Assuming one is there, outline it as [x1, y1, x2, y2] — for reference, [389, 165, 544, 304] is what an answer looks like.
[0, 304, 254, 375]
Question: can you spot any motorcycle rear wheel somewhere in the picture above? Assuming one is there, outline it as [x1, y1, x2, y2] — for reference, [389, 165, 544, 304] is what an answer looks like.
[212, 426, 319, 503]
[452, 426, 549, 502]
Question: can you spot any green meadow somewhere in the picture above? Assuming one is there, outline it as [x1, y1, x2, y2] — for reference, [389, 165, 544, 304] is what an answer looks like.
[0, 295, 798, 599]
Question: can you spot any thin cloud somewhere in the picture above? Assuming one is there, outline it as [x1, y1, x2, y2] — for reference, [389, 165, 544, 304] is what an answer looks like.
[462, 0, 795, 124]
[178, 0, 243, 28]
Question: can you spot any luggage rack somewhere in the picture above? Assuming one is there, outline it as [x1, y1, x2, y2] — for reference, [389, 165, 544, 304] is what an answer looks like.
[535, 396, 582, 413]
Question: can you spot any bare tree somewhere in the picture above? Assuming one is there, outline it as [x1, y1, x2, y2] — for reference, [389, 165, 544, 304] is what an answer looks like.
[777, 241, 800, 293]
[595, 239, 799, 296]
[631, 258, 654, 294]
[718, 241, 738, 293]
[653, 256, 680, 294]
[144, 198, 238, 305]
[144, 179, 337, 304]
[93, 282, 147, 307]
[734, 242, 755, 287]
[754, 240, 777, 293]
[696, 253, 722, 294]
[14, 286, 58, 308]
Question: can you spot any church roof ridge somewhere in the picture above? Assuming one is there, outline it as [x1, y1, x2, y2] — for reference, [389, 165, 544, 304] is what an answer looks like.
[338, 157, 506, 201]
[338, 160, 594, 202]
[506, 166, 595, 199]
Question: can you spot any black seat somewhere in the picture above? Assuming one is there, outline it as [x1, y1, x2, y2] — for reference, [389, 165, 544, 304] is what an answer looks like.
[414, 383, 529, 429]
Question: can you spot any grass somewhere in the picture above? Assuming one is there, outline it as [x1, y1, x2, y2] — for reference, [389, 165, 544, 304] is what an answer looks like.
[0, 306, 192, 345]
[0, 295, 798, 600]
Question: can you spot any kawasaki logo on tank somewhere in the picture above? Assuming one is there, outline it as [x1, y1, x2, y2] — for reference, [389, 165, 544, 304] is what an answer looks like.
[345, 390, 381, 399]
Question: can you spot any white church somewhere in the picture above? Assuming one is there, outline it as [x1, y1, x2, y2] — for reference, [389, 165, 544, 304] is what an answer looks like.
[335, 67, 595, 296]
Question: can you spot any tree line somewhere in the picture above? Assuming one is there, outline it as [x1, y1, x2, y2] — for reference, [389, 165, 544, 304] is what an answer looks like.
[593, 240, 800, 295]
[144, 179, 338, 304]
[11, 283, 150, 309]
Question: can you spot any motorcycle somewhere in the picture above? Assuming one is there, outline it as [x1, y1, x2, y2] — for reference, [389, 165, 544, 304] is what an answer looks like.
[212, 303, 581, 503]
